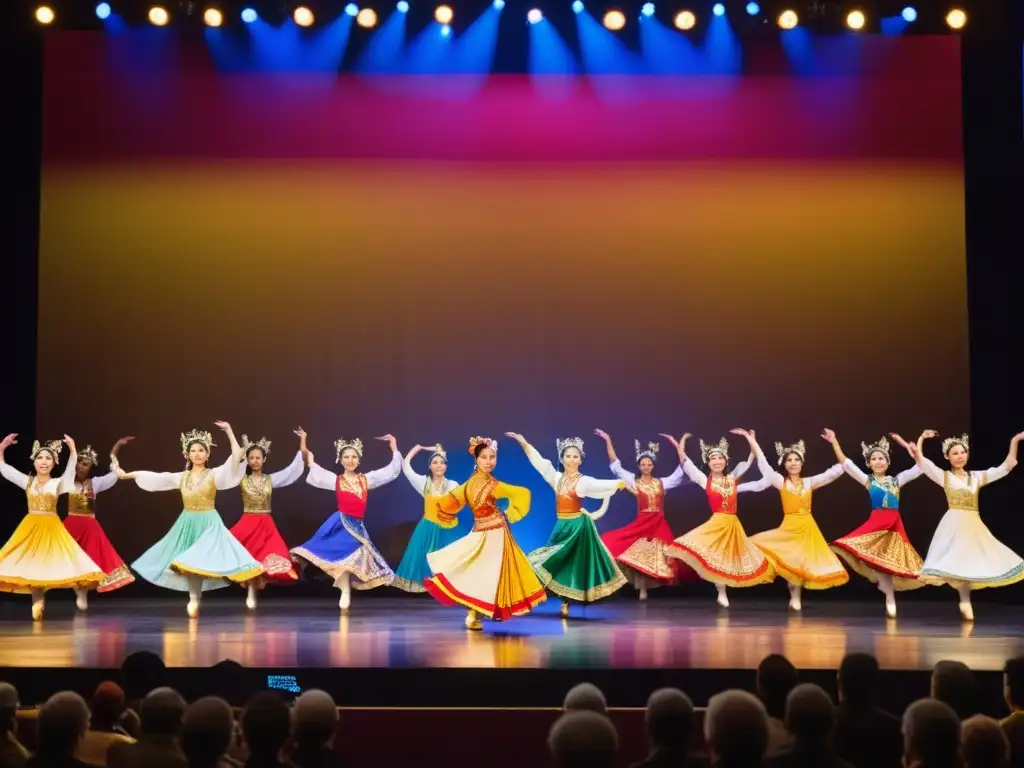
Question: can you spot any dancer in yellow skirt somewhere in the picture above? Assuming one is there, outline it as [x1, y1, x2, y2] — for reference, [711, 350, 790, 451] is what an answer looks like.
[0, 434, 104, 620]
[424, 436, 546, 630]
[733, 429, 849, 611]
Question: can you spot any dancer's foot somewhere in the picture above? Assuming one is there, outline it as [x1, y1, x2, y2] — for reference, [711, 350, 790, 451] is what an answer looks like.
[885, 598, 897, 619]
[716, 585, 729, 609]
[338, 589, 351, 614]
[959, 601, 974, 622]
[465, 609, 482, 631]
[31, 599, 44, 622]
[246, 584, 258, 611]
[186, 600, 199, 619]
[638, 586, 648, 602]
[560, 601, 569, 618]
[75, 589, 88, 612]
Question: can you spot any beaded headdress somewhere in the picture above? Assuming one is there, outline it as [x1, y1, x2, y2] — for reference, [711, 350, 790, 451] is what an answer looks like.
[77, 445, 100, 465]
[180, 429, 215, 457]
[468, 436, 498, 454]
[699, 438, 729, 464]
[335, 438, 364, 462]
[861, 436, 890, 464]
[557, 437, 585, 460]
[635, 440, 659, 463]
[775, 439, 806, 466]
[241, 435, 272, 456]
[942, 434, 969, 455]
[429, 444, 448, 462]
[31, 439, 64, 461]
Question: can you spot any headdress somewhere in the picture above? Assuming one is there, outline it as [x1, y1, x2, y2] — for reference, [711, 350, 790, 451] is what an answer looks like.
[334, 438, 364, 462]
[942, 434, 969, 455]
[775, 439, 806, 466]
[860, 436, 890, 464]
[241, 435, 272, 456]
[77, 445, 100, 465]
[557, 437, 585, 461]
[699, 438, 729, 464]
[30, 439, 64, 461]
[180, 429, 215, 457]
[635, 440, 659, 463]
[429, 444, 448, 462]
[468, 436, 498, 455]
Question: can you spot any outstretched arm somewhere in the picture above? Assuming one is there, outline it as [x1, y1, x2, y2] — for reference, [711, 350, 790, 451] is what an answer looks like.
[506, 433, 559, 489]
[980, 431, 1024, 486]
[808, 463, 845, 490]
[594, 429, 618, 464]
[269, 451, 306, 489]
[364, 435, 403, 490]
[656, 433, 689, 489]
[92, 436, 135, 494]
[894, 431, 943, 485]
[58, 436, 78, 494]
[402, 444, 430, 495]
[0, 434, 28, 489]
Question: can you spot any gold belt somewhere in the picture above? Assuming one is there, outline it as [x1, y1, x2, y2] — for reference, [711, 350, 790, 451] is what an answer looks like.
[67, 511, 96, 517]
[242, 509, 273, 515]
[473, 514, 506, 532]
[556, 511, 584, 520]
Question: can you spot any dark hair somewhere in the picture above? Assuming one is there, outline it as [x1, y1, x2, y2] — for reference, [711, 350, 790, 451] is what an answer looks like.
[756, 654, 798, 719]
[645, 688, 694, 749]
[241, 691, 291, 757]
[932, 660, 977, 720]
[838, 653, 879, 705]
[1005, 657, 1024, 707]
[781, 451, 804, 471]
[120, 651, 168, 701]
[473, 442, 492, 458]
[635, 455, 655, 473]
[243, 445, 267, 475]
[184, 439, 211, 471]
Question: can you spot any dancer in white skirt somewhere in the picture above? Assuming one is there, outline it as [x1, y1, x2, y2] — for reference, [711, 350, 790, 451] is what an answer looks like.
[894, 429, 1024, 621]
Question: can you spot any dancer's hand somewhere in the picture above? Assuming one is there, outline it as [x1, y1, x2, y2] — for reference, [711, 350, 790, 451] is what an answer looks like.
[0, 434, 17, 450]
[376, 434, 398, 452]
[214, 420, 231, 432]
[730, 428, 757, 446]
[658, 433, 680, 448]
[63, 435, 76, 453]
[889, 433, 910, 449]
[294, 427, 307, 443]
[114, 436, 135, 448]
[821, 428, 837, 444]
[504, 432, 526, 445]
[919, 429, 938, 441]
[593, 429, 610, 441]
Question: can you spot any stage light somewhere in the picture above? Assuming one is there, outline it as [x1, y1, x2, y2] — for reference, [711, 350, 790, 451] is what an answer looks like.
[148, 5, 169, 24]
[35, 5, 55, 23]
[397, 0, 409, 10]
[493, 0, 505, 8]
[901, 6, 916, 21]
[572, 0, 583, 12]
[95, 2, 111, 19]
[945, 7, 965, 28]
[712, 2, 725, 15]
[345, 3, 358, 15]
[440, 22, 451, 35]
[603, 9, 625, 29]
[777, 8, 797, 28]
[745, 1, 759, 14]
[434, 4, 452, 23]
[641, 2, 655, 16]
[673, 9, 695, 28]
[204, 7, 222, 26]
[293, 5, 313, 25]
[241, 6, 257, 21]
[527, 7, 542, 22]
[845, 9, 864, 28]
[357, 7, 377, 26]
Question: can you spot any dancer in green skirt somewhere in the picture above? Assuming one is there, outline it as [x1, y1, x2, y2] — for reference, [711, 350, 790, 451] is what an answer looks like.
[505, 433, 627, 617]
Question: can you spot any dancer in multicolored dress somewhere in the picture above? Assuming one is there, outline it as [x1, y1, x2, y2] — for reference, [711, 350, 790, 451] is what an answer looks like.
[0, 434, 104, 620]
[825, 430, 925, 618]
[291, 434, 402, 612]
[507, 433, 626, 617]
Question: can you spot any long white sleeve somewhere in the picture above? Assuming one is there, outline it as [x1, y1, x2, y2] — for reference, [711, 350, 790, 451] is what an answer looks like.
[402, 458, 429, 497]
[841, 458, 870, 486]
[58, 451, 79, 495]
[91, 469, 119, 495]
[306, 462, 338, 491]
[659, 464, 686, 490]
[681, 458, 708, 487]
[755, 451, 784, 490]
[732, 453, 756, 481]
[738, 475, 774, 493]
[268, 451, 305, 489]
[575, 475, 623, 499]
[895, 464, 923, 487]
[808, 463, 845, 490]
[980, 462, 1011, 486]
[525, 445, 559, 490]
[0, 462, 29, 490]
[917, 456, 945, 486]
[364, 450, 402, 490]
[609, 459, 637, 491]
[213, 454, 245, 491]
[586, 496, 613, 522]
[132, 470, 184, 493]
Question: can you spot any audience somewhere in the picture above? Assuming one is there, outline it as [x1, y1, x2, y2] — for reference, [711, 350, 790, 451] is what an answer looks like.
[765, 683, 851, 768]
[239, 692, 291, 768]
[629, 688, 709, 768]
[833, 652, 903, 768]
[548, 710, 618, 768]
[757, 654, 798, 757]
[902, 698, 963, 768]
[289, 691, 340, 768]
[119, 652, 167, 738]
[932, 661, 979, 721]
[962, 715, 1009, 768]
[1002, 658, 1024, 768]
[26, 692, 92, 768]
[180, 698, 234, 768]
[704, 690, 769, 768]
[562, 683, 607, 714]
[77, 683, 134, 767]
[0, 684, 28, 768]
[107, 688, 187, 768]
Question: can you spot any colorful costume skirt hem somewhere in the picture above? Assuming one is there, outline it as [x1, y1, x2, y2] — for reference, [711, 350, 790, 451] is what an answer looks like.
[617, 539, 678, 583]
[918, 508, 1024, 591]
[0, 514, 106, 594]
[229, 513, 299, 585]
[531, 562, 625, 602]
[748, 513, 849, 590]
[425, 572, 547, 620]
[97, 564, 136, 593]
[665, 513, 774, 587]
[756, 547, 849, 589]
[64, 515, 135, 593]
[290, 512, 394, 590]
[918, 564, 1024, 591]
[392, 515, 462, 594]
[829, 508, 924, 590]
[601, 512, 678, 587]
[391, 576, 427, 593]
[527, 515, 626, 603]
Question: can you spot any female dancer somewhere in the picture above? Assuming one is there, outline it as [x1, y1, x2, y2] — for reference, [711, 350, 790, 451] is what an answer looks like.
[507, 433, 626, 617]
[392, 443, 461, 593]
[734, 430, 849, 612]
[65, 437, 137, 611]
[896, 429, 1024, 621]
[666, 432, 774, 607]
[230, 430, 307, 611]
[592, 430, 687, 600]
[424, 436, 546, 630]
[291, 434, 402, 612]
[825, 430, 925, 618]
[0, 434, 104, 619]
[115, 422, 263, 617]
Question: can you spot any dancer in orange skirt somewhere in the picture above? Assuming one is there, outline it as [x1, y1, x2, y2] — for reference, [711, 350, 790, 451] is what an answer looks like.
[824, 430, 925, 618]
[231, 430, 308, 611]
[64, 437, 137, 611]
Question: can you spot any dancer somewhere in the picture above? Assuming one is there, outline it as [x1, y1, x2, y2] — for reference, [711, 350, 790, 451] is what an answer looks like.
[896, 429, 1024, 621]
[824, 430, 925, 618]
[291, 434, 402, 612]
[64, 437, 137, 611]
[115, 422, 263, 618]
[735, 430, 849, 612]
[592, 430, 688, 600]
[424, 436, 546, 630]
[665, 432, 774, 607]
[507, 433, 626, 617]
[392, 443, 461, 593]
[0, 434, 104, 620]
[230, 430, 307, 611]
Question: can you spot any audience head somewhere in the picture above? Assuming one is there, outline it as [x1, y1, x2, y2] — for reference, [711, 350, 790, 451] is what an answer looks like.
[785, 683, 834, 750]
[120, 651, 167, 703]
[207, 659, 255, 707]
[1003, 656, 1024, 711]
[645, 688, 694, 751]
[757, 654, 798, 719]
[705, 689, 769, 767]
[838, 652, 880, 706]
[90, 681, 127, 730]
[241, 691, 291, 758]
[181, 696, 234, 768]
[961, 715, 1009, 768]
[0, 683, 19, 733]
[140, 687, 187, 737]
[293, 689, 339, 748]
[37, 691, 90, 756]
[563, 683, 607, 714]
[931, 660, 978, 720]
[902, 698, 962, 768]
[548, 710, 618, 768]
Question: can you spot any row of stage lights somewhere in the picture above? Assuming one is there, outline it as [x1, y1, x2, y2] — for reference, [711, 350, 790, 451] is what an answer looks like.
[32, 1, 970, 29]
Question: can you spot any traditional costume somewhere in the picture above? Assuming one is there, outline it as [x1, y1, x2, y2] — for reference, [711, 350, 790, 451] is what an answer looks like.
[0, 440, 104, 619]
[392, 445, 461, 593]
[523, 438, 626, 612]
[424, 437, 546, 629]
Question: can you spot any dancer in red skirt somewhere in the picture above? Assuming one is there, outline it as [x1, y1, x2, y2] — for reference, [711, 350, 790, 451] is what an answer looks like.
[64, 437, 136, 610]
[231, 429, 308, 610]
[823, 429, 926, 619]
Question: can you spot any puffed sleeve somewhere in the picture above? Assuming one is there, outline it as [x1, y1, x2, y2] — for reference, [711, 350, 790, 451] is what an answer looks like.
[131, 471, 185, 493]
[525, 444, 559, 489]
[980, 463, 1012, 486]
[808, 463, 845, 490]
[0, 462, 29, 490]
[609, 459, 637, 491]
[754, 450, 784, 490]
[364, 451, 402, 490]
[894, 464, 923, 487]
[306, 462, 338, 491]
[58, 451, 79, 494]
[214, 453, 245, 490]
[659, 464, 686, 490]
[681, 458, 708, 487]
[731, 453, 756, 481]
[269, 451, 305, 489]
[403, 458, 428, 497]
[917, 456, 945, 486]
[494, 481, 531, 524]
[90, 468, 119, 495]
[737, 475, 775, 493]
[841, 458, 870, 487]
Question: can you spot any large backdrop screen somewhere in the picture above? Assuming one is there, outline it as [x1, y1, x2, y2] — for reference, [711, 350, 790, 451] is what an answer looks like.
[37, 30, 967, 585]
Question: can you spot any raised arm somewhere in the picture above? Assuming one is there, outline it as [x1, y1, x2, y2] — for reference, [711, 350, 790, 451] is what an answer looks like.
[364, 435, 402, 490]
[305, 459, 338, 491]
[895, 431, 944, 485]
[979, 431, 1024, 487]
[57, 436, 78, 494]
[92, 436, 134, 494]
[807, 463, 845, 490]
[748, 438, 784, 490]
[737, 474, 775, 493]
[507, 433, 559, 489]
[0, 434, 29, 489]
[402, 444, 430, 496]
[655, 433, 688, 489]
[594, 429, 618, 464]
[731, 453, 756, 481]
[894, 464, 923, 487]
[269, 451, 306, 489]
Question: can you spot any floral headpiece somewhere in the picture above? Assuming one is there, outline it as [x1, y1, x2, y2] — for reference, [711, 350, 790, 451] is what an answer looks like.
[635, 440, 659, 463]
[429, 444, 448, 462]
[31, 439, 64, 461]
[468, 436, 498, 454]
[180, 429, 215, 457]
[775, 439, 806, 466]
[861, 436, 890, 464]
[241, 435, 272, 456]
[942, 434, 969, 456]
[335, 438, 364, 462]
[557, 437, 585, 461]
[77, 445, 100, 465]
[699, 438, 729, 464]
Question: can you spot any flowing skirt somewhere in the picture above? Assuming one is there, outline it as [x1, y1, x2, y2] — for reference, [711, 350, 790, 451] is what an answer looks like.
[63, 515, 135, 592]
[528, 514, 627, 602]
[600, 512, 683, 587]
[919, 508, 1024, 590]
[392, 517, 462, 593]
[666, 513, 774, 587]
[290, 512, 394, 590]
[750, 513, 849, 590]
[425, 522, 547, 620]
[0, 513, 105, 594]
[229, 513, 298, 585]
[133, 509, 264, 592]
[830, 508, 925, 591]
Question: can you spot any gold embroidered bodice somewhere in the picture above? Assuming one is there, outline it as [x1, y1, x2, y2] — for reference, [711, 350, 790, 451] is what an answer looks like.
[240, 473, 274, 513]
[555, 473, 583, 519]
[943, 471, 980, 512]
[67, 479, 97, 516]
[26, 481, 59, 515]
[180, 469, 217, 511]
[780, 479, 812, 516]
[635, 477, 664, 513]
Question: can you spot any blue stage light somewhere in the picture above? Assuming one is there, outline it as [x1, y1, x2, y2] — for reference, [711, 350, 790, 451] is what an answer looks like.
[241, 6, 257, 21]
[345, 3, 359, 16]
[440, 22, 451, 35]
[571, 0, 583, 12]
[745, 1, 759, 14]
[493, 0, 505, 8]
[527, 7, 542, 22]
[95, 2, 111, 18]
[713, 3, 725, 15]
[641, 2, 655, 16]
[397, 0, 409, 10]
[901, 6, 917, 21]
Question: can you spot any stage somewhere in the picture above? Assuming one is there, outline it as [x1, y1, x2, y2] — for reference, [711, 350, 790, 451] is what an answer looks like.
[0, 597, 1020, 710]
